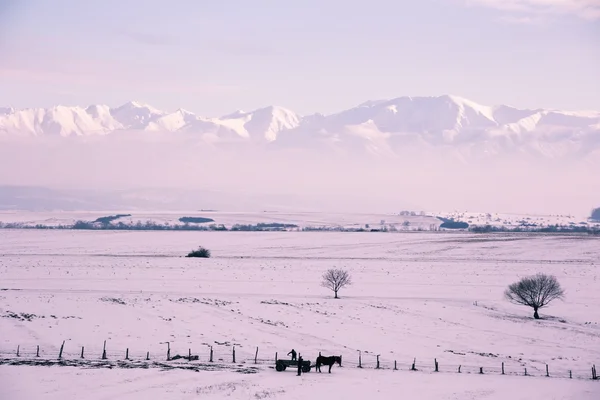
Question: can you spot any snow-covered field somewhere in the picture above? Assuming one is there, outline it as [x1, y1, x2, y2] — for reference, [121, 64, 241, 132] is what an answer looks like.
[1, 229, 599, 399]
[2, 209, 597, 231]
[436, 211, 597, 229]
[0, 210, 441, 230]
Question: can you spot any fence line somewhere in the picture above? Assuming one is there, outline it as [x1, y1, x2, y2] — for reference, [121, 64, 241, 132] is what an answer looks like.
[0, 343, 597, 381]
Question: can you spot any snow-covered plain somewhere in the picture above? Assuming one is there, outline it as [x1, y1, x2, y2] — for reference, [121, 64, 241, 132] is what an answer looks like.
[2, 209, 596, 231]
[0, 210, 440, 230]
[1, 229, 599, 399]
[436, 210, 599, 229]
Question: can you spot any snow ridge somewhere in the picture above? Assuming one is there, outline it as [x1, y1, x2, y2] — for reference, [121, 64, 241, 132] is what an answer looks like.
[1, 96, 599, 159]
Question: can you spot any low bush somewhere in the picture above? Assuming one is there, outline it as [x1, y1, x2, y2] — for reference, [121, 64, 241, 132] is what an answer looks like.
[186, 247, 211, 258]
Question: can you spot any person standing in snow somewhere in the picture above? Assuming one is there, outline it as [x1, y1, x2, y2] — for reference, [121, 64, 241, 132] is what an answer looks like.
[297, 355, 303, 376]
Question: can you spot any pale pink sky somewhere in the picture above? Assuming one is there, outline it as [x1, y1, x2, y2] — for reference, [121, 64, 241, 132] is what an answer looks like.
[0, 0, 598, 216]
[1, 0, 598, 116]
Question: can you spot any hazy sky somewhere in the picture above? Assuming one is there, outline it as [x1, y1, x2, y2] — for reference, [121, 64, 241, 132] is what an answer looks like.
[2, 133, 598, 216]
[1, 0, 599, 116]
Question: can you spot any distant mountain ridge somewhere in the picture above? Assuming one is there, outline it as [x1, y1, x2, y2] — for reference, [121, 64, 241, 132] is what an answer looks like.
[2, 95, 599, 160]
[0, 100, 303, 142]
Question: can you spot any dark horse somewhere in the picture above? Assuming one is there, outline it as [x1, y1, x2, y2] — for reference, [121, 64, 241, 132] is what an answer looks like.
[315, 355, 342, 373]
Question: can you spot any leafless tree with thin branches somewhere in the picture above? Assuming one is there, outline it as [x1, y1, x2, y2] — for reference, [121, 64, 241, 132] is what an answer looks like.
[321, 268, 352, 299]
[504, 273, 565, 319]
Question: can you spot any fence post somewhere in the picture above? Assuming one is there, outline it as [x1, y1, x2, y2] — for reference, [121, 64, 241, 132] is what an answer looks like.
[16, 345, 19, 357]
[254, 347, 259, 364]
[502, 362, 504, 375]
[102, 340, 107, 360]
[434, 358, 438, 372]
[479, 367, 483, 374]
[394, 360, 397, 370]
[81, 346, 84, 359]
[524, 368, 528, 376]
[58, 340, 65, 360]
[546, 364, 549, 377]
[146, 351, 150, 361]
[232, 346, 236, 363]
[376, 355, 380, 369]
[458, 365, 461, 373]
[210, 347, 214, 362]
[189, 348, 191, 361]
[126, 348, 129, 360]
[358, 351, 362, 368]
[166, 342, 171, 361]
[569, 370, 572, 379]
[411, 358, 416, 371]
[36, 345, 40, 357]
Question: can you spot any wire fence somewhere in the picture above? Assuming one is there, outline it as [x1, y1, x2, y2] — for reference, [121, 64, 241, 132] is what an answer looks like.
[1, 343, 598, 381]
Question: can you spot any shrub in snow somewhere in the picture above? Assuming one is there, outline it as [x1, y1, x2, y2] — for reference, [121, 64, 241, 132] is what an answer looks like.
[186, 247, 211, 258]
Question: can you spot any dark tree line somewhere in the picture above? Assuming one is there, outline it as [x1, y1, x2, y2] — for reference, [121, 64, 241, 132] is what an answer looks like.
[230, 222, 298, 231]
[179, 217, 215, 224]
[437, 217, 469, 230]
[0, 221, 300, 231]
[93, 214, 132, 224]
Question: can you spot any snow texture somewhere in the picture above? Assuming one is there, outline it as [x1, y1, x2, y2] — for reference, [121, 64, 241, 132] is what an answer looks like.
[1, 228, 599, 399]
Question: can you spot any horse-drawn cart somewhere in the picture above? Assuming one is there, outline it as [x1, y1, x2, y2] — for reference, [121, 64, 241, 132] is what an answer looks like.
[275, 359, 312, 372]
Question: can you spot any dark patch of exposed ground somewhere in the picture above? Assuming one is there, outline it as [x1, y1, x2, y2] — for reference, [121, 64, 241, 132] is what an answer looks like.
[0, 358, 260, 374]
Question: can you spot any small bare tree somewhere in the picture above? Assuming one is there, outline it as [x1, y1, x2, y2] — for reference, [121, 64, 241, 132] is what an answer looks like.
[321, 268, 352, 299]
[504, 273, 564, 319]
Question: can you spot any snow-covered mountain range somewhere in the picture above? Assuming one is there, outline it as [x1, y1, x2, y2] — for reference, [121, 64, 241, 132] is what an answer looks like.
[0, 101, 303, 142]
[2, 95, 599, 160]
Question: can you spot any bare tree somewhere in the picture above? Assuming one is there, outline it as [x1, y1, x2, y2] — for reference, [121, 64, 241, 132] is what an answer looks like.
[321, 269, 352, 299]
[504, 273, 565, 319]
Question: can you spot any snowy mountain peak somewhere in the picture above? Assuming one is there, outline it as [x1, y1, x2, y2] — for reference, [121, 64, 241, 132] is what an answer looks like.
[221, 110, 247, 119]
[115, 101, 161, 112]
[85, 104, 111, 116]
[1, 96, 599, 161]
[108, 101, 165, 129]
[175, 108, 194, 115]
[216, 105, 301, 142]
[357, 99, 391, 108]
